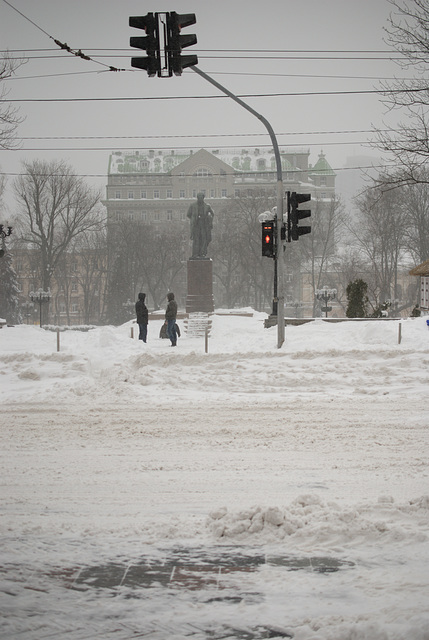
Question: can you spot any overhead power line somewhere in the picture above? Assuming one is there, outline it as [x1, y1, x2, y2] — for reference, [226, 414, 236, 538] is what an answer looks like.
[1, 48, 403, 54]
[0, 163, 400, 180]
[1, 0, 124, 72]
[16, 128, 389, 141]
[3, 68, 411, 83]
[4, 86, 426, 103]
[7, 142, 374, 152]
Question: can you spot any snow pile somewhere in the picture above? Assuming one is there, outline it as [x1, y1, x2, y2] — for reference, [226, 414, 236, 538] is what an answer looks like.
[208, 495, 429, 546]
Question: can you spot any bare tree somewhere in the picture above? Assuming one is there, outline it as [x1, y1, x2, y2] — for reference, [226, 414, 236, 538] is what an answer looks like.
[1, 52, 25, 149]
[374, 0, 429, 185]
[401, 170, 429, 262]
[210, 191, 276, 310]
[105, 220, 186, 323]
[13, 160, 103, 295]
[297, 195, 346, 313]
[352, 177, 410, 308]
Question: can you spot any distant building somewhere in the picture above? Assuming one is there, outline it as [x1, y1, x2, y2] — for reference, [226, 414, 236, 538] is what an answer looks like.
[103, 147, 336, 226]
[103, 147, 337, 313]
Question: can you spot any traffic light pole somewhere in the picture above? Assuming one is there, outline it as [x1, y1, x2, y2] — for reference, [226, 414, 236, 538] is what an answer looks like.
[190, 65, 285, 348]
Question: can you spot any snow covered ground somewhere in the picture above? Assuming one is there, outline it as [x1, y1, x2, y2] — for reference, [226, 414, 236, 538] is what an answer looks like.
[1, 312, 428, 639]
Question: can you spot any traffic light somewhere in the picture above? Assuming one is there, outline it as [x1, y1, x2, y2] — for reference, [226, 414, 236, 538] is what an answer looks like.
[129, 13, 160, 77]
[262, 221, 275, 258]
[287, 191, 311, 241]
[166, 12, 198, 75]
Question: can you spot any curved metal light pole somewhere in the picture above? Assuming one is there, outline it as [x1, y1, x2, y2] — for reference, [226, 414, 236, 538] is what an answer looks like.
[190, 66, 285, 348]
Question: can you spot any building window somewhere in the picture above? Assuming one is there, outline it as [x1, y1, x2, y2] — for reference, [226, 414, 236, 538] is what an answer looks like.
[115, 191, 121, 199]
[179, 190, 185, 198]
[128, 191, 134, 199]
[167, 189, 173, 199]
[154, 190, 160, 199]
[140, 190, 147, 199]
[71, 282, 78, 292]
[155, 212, 160, 221]
[71, 262, 78, 273]
[141, 211, 147, 221]
[234, 189, 240, 198]
[114, 211, 121, 222]
[129, 211, 134, 220]
[221, 189, 227, 198]
[194, 167, 210, 177]
[210, 189, 215, 198]
[167, 210, 173, 221]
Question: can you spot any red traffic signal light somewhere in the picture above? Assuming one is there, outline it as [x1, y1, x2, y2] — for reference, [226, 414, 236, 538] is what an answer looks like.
[262, 221, 275, 258]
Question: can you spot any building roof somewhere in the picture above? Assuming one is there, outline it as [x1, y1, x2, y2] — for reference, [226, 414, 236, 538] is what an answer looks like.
[107, 147, 311, 175]
[309, 151, 336, 176]
[409, 259, 429, 276]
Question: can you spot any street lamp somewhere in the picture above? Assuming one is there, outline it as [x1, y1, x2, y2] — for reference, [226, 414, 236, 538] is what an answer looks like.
[29, 288, 51, 328]
[315, 285, 337, 318]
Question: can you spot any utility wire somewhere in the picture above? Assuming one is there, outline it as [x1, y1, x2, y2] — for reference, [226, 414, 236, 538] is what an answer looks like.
[1, 0, 125, 72]
[16, 129, 390, 140]
[5, 70, 115, 81]
[3, 52, 408, 62]
[6, 142, 373, 152]
[1, 48, 403, 54]
[0, 163, 400, 179]
[2, 68, 411, 82]
[4, 86, 427, 102]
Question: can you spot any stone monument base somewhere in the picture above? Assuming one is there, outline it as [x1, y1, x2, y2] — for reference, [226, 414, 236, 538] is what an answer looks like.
[186, 258, 214, 314]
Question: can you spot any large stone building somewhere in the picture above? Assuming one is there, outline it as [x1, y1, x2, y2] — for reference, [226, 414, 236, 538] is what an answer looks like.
[104, 147, 336, 225]
[103, 147, 337, 313]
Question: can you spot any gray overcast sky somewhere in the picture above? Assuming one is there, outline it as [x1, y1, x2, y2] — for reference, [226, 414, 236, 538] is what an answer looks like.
[0, 0, 409, 212]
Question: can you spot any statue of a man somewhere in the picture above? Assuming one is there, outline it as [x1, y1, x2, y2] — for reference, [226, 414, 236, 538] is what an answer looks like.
[187, 193, 214, 259]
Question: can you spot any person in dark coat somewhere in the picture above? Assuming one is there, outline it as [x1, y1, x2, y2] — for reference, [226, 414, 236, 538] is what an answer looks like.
[165, 292, 178, 346]
[135, 292, 148, 343]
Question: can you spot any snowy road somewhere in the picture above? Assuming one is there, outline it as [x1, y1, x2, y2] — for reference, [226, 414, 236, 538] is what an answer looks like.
[1, 316, 428, 638]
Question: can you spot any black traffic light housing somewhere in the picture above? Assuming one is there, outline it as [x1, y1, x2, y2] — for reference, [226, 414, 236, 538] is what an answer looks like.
[262, 221, 276, 258]
[287, 191, 311, 241]
[129, 13, 160, 77]
[130, 12, 198, 77]
[166, 12, 198, 75]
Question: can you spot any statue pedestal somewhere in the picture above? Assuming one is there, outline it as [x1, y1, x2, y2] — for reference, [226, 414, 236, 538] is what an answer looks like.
[186, 259, 214, 313]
